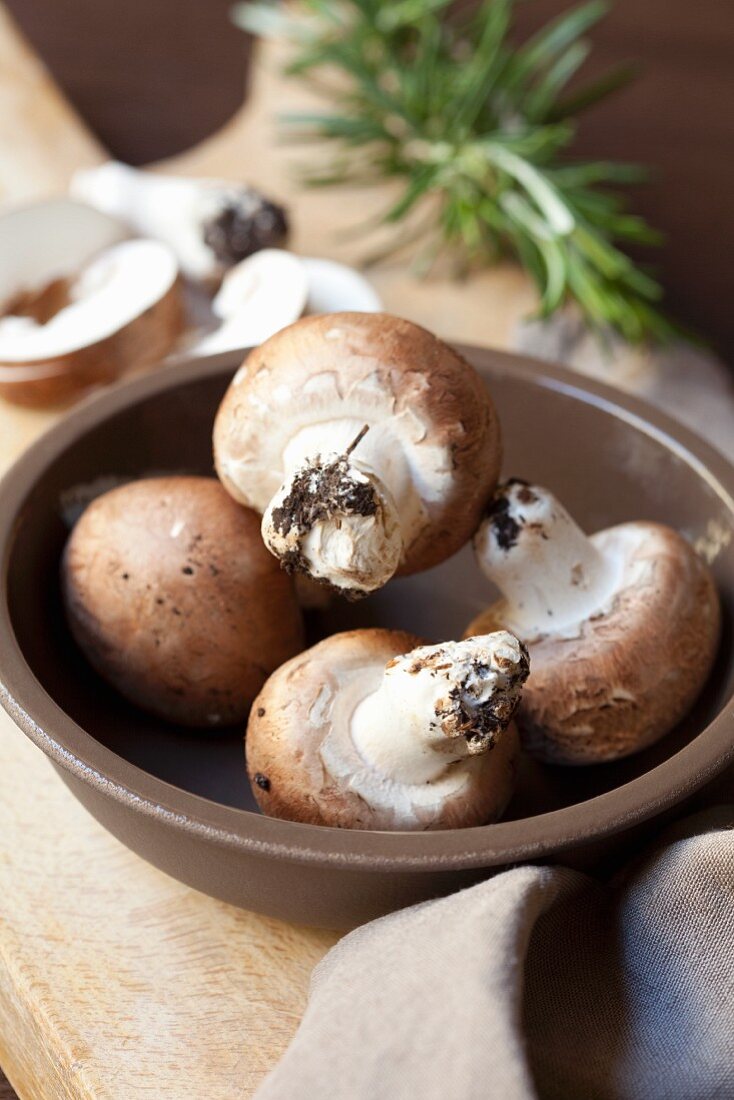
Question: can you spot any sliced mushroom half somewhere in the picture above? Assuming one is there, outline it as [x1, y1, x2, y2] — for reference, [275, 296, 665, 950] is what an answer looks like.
[0, 199, 183, 407]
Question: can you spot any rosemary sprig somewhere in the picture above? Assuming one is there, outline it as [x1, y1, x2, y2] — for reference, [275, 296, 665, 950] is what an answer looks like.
[234, 0, 674, 343]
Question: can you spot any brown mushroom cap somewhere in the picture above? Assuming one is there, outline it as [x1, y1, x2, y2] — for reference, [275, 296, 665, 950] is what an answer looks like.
[466, 522, 720, 764]
[213, 312, 502, 577]
[62, 476, 304, 727]
[246, 628, 520, 831]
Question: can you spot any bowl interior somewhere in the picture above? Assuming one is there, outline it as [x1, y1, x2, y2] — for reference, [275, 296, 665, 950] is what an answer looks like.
[5, 354, 734, 825]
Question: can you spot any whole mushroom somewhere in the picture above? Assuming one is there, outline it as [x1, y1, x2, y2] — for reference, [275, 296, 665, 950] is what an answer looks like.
[62, 477, 304, 727]
[246, 628, 529, 830]
[465, 480, 721, 764]
[214, 312, 502, 598]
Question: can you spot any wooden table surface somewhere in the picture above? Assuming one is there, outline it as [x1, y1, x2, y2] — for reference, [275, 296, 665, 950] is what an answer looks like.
[0, 10, 534, 1098]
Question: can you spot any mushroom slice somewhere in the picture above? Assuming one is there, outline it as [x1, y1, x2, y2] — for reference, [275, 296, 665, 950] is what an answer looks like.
[214, 312, 503, 598]
[466, 480, 721, 764]
[71, 161, 288, 283]
[186, 252, 381, 359]
[190, 249, 308, 355]
[301, 257, 382, 314]
[62, 477, 304, 728]
[246, 628, 529, 830]
[0, 198, 127, 406]
[0, 229, 183, 408]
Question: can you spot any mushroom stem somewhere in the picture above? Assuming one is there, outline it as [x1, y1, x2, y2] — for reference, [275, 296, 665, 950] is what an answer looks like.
[350, 632, 529, 785]
[262, 454, 402, 595]
[474, 481, 621, 635]
[261, 420, 412, 595]
[71, 162, 288, 282]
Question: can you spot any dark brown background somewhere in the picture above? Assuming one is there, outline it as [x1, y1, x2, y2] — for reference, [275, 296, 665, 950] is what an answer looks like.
[6, 0, 734, 357]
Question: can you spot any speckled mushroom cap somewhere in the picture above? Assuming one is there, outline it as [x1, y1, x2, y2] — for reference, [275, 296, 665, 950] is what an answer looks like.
[246, 628, 522, 831]
[213, 312, 502, 579]
[466, 522, 721, 764]
[62, 477, 304, 727]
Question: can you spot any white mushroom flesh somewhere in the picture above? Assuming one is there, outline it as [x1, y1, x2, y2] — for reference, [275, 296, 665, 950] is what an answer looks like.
[0, 239, 178, 360]
[474, 481, 628, 638]
[220, 351, 452, 514]
[0, 198, 127, 304]
[317, 632, 528, 825]
[301, 257, 382, 314]
[191, 249, 308, 354]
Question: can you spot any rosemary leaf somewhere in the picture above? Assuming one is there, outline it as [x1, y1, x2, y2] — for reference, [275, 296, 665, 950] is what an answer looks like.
[233, 0, 674, 342]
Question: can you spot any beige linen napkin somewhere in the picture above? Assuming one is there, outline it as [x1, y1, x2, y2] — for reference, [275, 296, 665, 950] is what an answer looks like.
[255, 808, 734, 1099]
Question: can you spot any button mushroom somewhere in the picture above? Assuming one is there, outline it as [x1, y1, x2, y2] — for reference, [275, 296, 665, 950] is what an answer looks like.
[246, 628, 529, 830]
[71, 162, 288, 283]
[214, 312, 502, 598]
[0, 198, 183, 407]
[466, 480, 721, 764]
[62, 477, 304, 727]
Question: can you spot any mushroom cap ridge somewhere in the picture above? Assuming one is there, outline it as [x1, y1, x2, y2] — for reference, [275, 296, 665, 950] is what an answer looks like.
[62, 477, 304, 727]
[214, 312, 502, 576]
[465, 522, 721, 764]
[246, 628, 520, 831]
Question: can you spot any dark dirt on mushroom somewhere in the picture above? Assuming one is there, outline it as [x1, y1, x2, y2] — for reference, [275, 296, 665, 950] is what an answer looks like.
[202, 195, 288, 266]
[270, 454, 379, 581]
[434, 646, 530, 753]
[485, 494, 521, 552]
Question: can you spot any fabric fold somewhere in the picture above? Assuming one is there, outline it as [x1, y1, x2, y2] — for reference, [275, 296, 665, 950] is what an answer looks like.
[255, 808, 734, 1100]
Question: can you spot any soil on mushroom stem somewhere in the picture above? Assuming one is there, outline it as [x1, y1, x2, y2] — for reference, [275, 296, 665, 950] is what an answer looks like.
[270, 455, 379, 578]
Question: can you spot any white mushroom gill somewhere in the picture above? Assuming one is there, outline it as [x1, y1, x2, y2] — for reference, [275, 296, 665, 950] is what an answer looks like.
[474, 481, 625, 637]
[349, 632, 529, 785]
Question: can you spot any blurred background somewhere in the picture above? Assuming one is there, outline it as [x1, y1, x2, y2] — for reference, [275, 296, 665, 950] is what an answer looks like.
[5, 0, 733, 357]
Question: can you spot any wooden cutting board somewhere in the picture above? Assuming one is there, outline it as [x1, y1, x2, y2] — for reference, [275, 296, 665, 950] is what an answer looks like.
[0, 7, 534, 1098]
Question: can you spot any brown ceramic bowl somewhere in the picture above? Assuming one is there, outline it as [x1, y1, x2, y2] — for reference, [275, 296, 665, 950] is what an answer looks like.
[1, 347, 733, 928]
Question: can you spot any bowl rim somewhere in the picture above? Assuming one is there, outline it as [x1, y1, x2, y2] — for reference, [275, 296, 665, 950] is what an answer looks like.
[1, 345, 734, 872]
